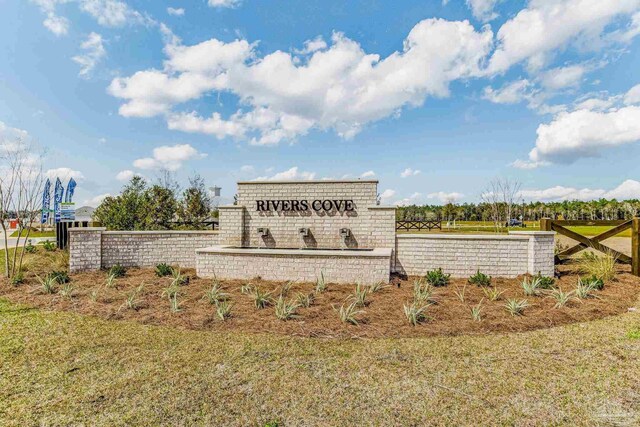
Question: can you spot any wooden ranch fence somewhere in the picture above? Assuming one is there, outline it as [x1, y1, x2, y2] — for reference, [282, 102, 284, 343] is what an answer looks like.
[396, 220, 442, 232]
[540, 218, 640, 277]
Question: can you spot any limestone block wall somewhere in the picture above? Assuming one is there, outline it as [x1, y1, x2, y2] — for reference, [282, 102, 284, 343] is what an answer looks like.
[196, 247, 392, 284]
[69, 228, 219, 272]
[395, 231, 555, 278]
[234, 180, 396, 249]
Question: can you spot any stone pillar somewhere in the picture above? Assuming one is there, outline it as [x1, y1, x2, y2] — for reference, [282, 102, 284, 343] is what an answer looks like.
[69, 227, 105, 272]
[510, 231, 555, 277]
[218, 205, 245, 247]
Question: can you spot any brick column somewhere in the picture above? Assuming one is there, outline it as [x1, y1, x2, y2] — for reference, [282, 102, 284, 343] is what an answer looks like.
[218, 205, 245, 247]
[510, 231, 555, 276]
[69, 227, 105, 272]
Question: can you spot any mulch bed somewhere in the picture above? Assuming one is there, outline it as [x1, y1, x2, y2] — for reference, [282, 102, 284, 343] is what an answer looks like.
[1, 263, 639, 338]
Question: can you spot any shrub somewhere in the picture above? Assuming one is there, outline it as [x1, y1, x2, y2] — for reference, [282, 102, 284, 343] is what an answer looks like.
[155, 263, 174, 277]
[296, 292, 314, 308]
[215, 300, 233, 321]
[274, 295, 299, 321]
[505, 299, 529, 316]
[470, 300, 483, 322]
[250, 287, 273, 309]
[521, 276, 544, 296]
[315, 270, 327, 293]
[352, 283, 369, 307]
[25, 241, 37, 253]
[337, 301, 364, 325]
[42, 240, 56, 251]
[482, 286, 505, 301]
[47, 270, 70, 284]
[204, 282, 229, 304]
[59, 282, 75, 299]
[37, 274, 57, 294]
[469, 270, 492, 287]
[580, 275, 604, 290]
[424, 268, 450, 287]
[403, 301, 431, 326]
[578, 251, 616, 282]
[11, 272, 24, 286]
[549, 288, 577, 308]
[534, 272, 555, 289]
[108, 264, 126, 278]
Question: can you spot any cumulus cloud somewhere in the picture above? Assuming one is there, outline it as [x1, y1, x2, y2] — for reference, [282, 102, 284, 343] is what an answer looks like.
[380, 189, 396, 201]
[293, 36, 327, 54]
[115, 169, 142, 181]
[0, 121, 30, 144]
[514, 83, 640, 167]
[133, 144, 207, 171]
[254, 166, 316, 181]
[360, 170, 376, 178]
[519, 179, 640, 201]
[466, 0, 500, 22]
[108, 18, 493, 145]
[208, 0, 241, 8]
[394, 192, 423, 206]
[427, 191, 464, 203]
[483, 79, 535, 104]
[83, 193, 111, 207]
[72, 32, 106, 76]
[43, 13, 69, 35]
[167, 7, 185, 16]
[487, 0, 640, 74]
[45, 167, 85, 182]
[400, 167, 421, 178]
[539, 64, 587, 90]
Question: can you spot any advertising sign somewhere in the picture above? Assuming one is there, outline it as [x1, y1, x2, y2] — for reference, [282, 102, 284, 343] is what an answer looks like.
[61, 202, 76, 221]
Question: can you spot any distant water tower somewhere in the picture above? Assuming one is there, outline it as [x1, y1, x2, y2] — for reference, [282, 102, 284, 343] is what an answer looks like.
[210, 186, 221, 209]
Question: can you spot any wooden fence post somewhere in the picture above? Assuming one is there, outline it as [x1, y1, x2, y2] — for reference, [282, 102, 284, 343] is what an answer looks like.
[540, 218, 552, 232]
[632, 218, 639, 277]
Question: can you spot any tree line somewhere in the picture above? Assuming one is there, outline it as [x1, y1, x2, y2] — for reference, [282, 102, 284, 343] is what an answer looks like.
[94, 174, 217, 230]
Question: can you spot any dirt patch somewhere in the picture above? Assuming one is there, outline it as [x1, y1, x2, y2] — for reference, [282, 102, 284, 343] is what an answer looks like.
[1, 263, 638, 338]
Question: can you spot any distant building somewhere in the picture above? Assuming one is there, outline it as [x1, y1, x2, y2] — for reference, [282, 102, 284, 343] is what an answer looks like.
[75, 206, 95, 222]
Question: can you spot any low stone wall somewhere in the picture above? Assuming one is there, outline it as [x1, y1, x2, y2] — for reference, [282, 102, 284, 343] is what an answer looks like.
[394, 231, 554, 278]
[69, 228, 220, 272]
[196, 246, 392, 284]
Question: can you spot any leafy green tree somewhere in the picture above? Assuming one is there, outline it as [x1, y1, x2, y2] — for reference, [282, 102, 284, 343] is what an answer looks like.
[93, 176, 150, 230]
[178, 174, 211, 227]
[146, 184, 178, 229]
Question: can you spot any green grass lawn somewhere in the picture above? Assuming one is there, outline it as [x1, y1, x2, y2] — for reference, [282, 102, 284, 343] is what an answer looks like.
[9, 230, 55, 238]
[1, 298, 639, 426]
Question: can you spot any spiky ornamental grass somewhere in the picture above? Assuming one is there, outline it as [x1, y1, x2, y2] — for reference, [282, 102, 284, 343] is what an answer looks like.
[161, 283, 182, 313]
[403, 301, 431, 326]
[549, 288, 577, 308]
[337, 301, 364, 325]
[521, 276, 544, 296]
[274, 295, 300, 321]
[482, 286, 505, 301]
[352, 283, 370, 307]
[575, 277, 601, 299]
[505, 299, 530, 316]
[171, 267, 189, 287]
[578, 251, 617, 282]
[315, 270, 327, 293]
[369, 281, 389, 293]
[37, 274, 58, 294]
[105, 273, 117, 289]
[296, 292, 315, 308]
[453, 284, 467, 302]
[203, 282, 229, 305]
[124, 284, 144, 310]
[412, 279, 435, 305]
[215, 300, 233, 321]
[279, 281, 295, 297]
[58, 282, 75, 299]
[250, 287, 273, 309]
[240, 283, 254, 294]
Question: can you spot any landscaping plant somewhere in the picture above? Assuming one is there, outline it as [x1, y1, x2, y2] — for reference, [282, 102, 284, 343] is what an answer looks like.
[403, 301, 431, 326]
[25, 240, 37, 253]
[505, 299, 530, 316]
[37, 274, 58, 294]
[534, 272, 555, 289]
[250, 287, 273, 309]
[575, 277, 601, 299]
[279, 281, 295, 297]
[155, 263, 174, 277]
[482, 286, 505, 301]
[352, 283, 369, 307]
[549, 288, 577, 308]
[108, 264, 127, 278]
[470, 300, 483, 322]
[521, 276, 544, 296]
[240, 283, 254, 294]
[171, 267, 189, 286]
[578, 251, 616, 282]
[274, 295, 299, 320]
[161, 283, 182, 312]
[59, 282, 75, 299]
[105, 273, 117, 289]
[369, 281, 388, 293]
[124, 284, 145, 310]
[204, 282, 229, 304]
[315, 270, 327, 293]
[337, 301, 364, 325]
[215, 300, 233, 321]
[10, 272, 24, 286]
[413, 279, 435, 304]
[453, 284, 467, 302]
[42, 240, 56, 252]
[424, 268, 450, 287]
[47, 270, 70, 284]
[296, 292, 314, 308]
[468, 270, 492, 287]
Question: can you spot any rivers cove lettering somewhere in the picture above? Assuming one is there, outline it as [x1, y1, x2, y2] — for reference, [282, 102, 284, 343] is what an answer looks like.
[256, 200, 355, 212]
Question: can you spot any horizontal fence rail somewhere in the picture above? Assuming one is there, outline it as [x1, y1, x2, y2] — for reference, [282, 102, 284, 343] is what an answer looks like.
[396, 220, 442, 232]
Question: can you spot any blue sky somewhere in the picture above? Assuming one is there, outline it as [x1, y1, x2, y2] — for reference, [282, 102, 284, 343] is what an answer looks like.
[1, 0, 640, 207]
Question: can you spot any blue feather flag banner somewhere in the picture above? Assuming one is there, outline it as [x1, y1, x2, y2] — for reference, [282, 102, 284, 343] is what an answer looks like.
[53, 178, 64, 223]
[41, 178, 51, 224]
[65, 177, 77, 203]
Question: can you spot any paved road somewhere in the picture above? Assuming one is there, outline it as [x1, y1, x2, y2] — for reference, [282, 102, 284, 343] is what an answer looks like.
[556, 235, 631, 256]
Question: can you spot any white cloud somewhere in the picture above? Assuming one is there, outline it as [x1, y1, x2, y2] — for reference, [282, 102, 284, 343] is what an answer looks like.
[208, 0, 241, 8]
[254, 166, 316, 181]
[466, 0, 499, 22]
[624, 83, 640, 104]
[45, 167, 85, 182]
[43, 13, 69, 35]
[108, 18, 494, 145]
[240, 165, 255, 174]
[167, 7, 185, 16]
[400, 167, 421, 178]
[115, 169, 141, 181]
[483, 79, 534, 104]
[487, 0, 640, 74]
[79, 0, 149, 27]
[133, 144, 207, 171]
[0, 121, 30, 144]
[394, 192, 423, 206]
[72, 32, 106, 77]
[360, 170, 376, 178]
[539, 65, 586, 90]
[293, 36, 327, 54]
[427, 191, 464, 203]
[380, 189, 396, 201]
[83, 193, 111, 207]
[519, 179, 640, 201]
